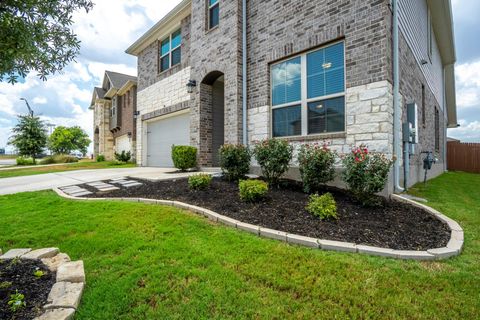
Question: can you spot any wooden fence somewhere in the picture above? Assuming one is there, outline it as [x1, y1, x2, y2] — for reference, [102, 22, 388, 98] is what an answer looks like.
[447, 142, 480, 173]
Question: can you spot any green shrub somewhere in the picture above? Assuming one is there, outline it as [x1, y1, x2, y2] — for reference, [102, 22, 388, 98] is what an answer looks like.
[172, 145, 197, 171]
[115, 150, 132, 162]
[239, 179, 268, 202]
[219, 144, 251, 181]
[342, 145, 393, 206]
[253, 139, 293, 186]
[109, 160, 127, 166]
[298, 144, 336, 193]
[96, 154, 105, 162]
[16, 157, 35, 165]
[39, 154, 78, 164]
[306, 193, 338, 220]
[188, 174, 212, 190]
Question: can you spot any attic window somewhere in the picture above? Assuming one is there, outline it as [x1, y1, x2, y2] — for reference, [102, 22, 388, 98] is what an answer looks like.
[159, 29, 182, 73]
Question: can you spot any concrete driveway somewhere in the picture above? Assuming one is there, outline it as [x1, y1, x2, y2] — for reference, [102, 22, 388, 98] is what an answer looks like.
[0, 167, 208, 195]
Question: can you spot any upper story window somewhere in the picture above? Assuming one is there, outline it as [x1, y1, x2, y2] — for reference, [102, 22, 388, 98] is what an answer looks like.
[159, 29, 182, 73]
[271, 42, 345, 138]
[209, 0, 219, 29]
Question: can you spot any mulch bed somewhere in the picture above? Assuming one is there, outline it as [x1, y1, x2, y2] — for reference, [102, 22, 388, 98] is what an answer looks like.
[80, 177, 450, 251]
[0, 259, 55, 320]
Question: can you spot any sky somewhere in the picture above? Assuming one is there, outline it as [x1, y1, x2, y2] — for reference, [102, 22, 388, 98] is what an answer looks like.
[0, 0, 479, 153]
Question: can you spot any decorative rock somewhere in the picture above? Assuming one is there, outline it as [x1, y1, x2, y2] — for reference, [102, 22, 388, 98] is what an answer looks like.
[357, 245, 396, 258]
[394, 250, 435, 260]
[57, 261, 85, 283]
[319, 240, 357, 253]
[44, 282, 84, 310]
[22, 248, 59, 260]
[286, 234, 319, 248]
[0, 248, 32, 259]
[42, 253, 71, 272]
[259, 228, 288, 242]
[35, 308, 75, 320]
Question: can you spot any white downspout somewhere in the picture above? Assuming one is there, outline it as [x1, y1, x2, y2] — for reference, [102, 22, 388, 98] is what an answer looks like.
[393, 0, 404, 193]
[242, 0, 248, 146]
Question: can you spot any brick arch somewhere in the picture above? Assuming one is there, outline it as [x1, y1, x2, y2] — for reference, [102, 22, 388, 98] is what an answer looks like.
[198, 71, 225, 166]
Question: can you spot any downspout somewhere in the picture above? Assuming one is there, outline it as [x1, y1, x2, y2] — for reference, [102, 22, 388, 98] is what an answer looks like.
[242, 0, 248, 146]
[392, 0, 404, 193]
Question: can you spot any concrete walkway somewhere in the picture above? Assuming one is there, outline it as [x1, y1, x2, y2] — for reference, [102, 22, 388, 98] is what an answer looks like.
[0, 167, 211, 195]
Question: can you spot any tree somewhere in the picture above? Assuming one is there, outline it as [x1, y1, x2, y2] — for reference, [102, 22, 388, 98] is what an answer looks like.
[8, 115, 48, 163]
[49, 126, 91, 155]
[0, 0, 94, 84]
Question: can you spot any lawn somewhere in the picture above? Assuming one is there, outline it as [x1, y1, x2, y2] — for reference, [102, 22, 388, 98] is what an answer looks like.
[0, 172, 478, 319]
[0, 160, 136, 179]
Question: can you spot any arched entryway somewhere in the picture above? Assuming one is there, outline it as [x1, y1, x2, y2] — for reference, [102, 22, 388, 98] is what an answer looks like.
[199, 71, 225, 167]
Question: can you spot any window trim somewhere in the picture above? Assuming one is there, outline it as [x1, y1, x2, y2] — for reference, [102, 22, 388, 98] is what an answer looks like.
[158, 28, 182, 73]
[269, 40, 346, 138]
[208, 0, 220, 30]
[427, 9, 433, 61]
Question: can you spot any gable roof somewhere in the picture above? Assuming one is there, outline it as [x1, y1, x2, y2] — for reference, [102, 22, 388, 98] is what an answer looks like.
[126, 0, 191, 56]
[89, 87, 106, 109]
[104, 71, 137, 89]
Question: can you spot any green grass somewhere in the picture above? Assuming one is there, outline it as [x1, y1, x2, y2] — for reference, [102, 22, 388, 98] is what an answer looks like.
[0, 160, 136, 179]
[0, 172, 479, 319]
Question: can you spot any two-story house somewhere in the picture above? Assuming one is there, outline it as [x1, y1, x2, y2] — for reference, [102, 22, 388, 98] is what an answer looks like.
[90, 71, 138, 161]
[126, 0, 457, 192]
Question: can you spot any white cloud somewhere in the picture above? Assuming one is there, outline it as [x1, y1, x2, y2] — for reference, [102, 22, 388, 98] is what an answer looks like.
[455, 60, 480, 109]
[448, 120, 480, 142]
[33, 97, 48, 105]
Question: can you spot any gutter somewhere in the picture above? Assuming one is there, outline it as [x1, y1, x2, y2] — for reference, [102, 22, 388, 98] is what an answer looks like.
[392, 0, 404, 193]
[242, 0, 248, 146]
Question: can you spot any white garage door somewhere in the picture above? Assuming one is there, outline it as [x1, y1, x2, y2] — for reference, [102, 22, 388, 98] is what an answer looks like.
[146, 112, 190, 167]
[115, 135, 131, 154]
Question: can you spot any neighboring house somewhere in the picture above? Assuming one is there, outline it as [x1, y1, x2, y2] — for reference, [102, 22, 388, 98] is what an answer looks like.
[126, 0, 457, 191]
[90, 71, 138, 161]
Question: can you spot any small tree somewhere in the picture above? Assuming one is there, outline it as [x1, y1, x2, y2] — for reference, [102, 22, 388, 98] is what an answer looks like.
[0, 0, 94, 83]
[49, 126, 91, 155]
[8, 115, 47, 163]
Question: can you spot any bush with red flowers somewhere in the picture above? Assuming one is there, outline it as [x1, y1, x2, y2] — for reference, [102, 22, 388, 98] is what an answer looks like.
[298, 143, 336, 193]
[342, 145, 393, 206]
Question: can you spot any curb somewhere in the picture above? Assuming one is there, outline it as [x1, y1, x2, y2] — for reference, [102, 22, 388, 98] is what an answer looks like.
[0, 248, 85, 320]
[53, 188, 464, 261]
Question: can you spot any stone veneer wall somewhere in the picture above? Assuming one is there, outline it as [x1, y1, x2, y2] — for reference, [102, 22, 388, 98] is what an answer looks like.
[136, 67, 192, 165]
[93, 101, 114, 161]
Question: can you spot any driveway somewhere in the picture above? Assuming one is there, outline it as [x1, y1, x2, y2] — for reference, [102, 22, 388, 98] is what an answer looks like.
[0, 159, 16, 168]
[0, 167, 212, 195]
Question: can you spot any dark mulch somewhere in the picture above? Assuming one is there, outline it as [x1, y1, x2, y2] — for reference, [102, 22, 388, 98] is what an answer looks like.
[80, 177, 450, 250]
[0, 259, 55, 320]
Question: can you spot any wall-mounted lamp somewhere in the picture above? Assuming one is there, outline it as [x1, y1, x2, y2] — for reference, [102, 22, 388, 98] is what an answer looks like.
[420, 59, 428, 65]
[133, 111, 140, 119]
[186, 80, 197, 93]
[127, 132, 132, 138]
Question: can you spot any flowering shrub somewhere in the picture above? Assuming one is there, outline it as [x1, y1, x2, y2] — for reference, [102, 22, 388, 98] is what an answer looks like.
[219, 144, 251, 181]
[188, 174, 212, 190]
[253, 139, 293, 186]
[239, 179, 268, 202]
[298, 143, 336, 193]
[342, 145, 393, 206]
[306, 193, 338, 220]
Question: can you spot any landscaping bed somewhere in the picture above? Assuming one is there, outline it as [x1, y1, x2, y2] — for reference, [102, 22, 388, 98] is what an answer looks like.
[0, 259, 55, 320]
[80, 177, 450, 250]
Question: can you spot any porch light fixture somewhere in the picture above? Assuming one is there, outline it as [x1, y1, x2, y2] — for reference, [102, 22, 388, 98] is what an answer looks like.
[133, 111, 140, 119]
[186, 80, 197, 93]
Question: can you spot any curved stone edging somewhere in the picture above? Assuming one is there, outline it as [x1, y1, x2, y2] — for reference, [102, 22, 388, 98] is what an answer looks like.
[53, 187, 464, 261]
[0, 247, 85, 320]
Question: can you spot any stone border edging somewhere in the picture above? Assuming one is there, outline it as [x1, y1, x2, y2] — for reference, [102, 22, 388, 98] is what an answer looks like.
[0, 248, 85, 320]
[53, 187, 464, 261]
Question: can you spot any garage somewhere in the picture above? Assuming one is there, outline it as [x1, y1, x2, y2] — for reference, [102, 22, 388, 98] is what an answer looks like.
[146, 111, 190, 167]
[115, 134, 131, 154]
